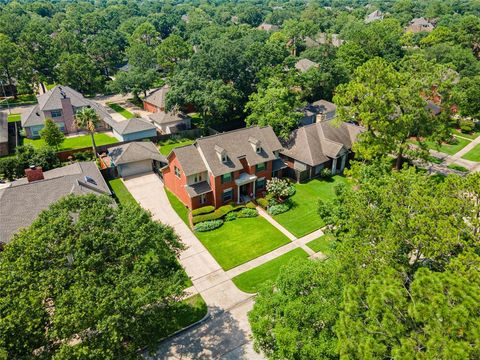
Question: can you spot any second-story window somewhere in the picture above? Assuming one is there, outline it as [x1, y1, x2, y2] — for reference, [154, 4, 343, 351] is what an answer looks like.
[51, 110, 62, 118]
[256, 162, 266, 172]
[194, 173, 202, 183]
[221, 172, 232, 184]
[174, 166, 181, 178]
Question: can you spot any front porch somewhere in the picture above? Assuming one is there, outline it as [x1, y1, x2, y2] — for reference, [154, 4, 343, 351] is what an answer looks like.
[234, 172, 257, 203]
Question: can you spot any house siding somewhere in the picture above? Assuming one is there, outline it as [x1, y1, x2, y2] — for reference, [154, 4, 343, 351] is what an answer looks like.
[118, 128, 157, 142]
[143, 101, 162, 113]
[162, 152, 195, 209]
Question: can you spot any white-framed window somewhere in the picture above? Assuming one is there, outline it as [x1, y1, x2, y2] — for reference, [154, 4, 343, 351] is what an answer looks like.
[256, 177, 266, 190]
[194, 173, 202, 183]
[174, 166, 181, 178]
[256, 162, 266, 172]
[222, 188, 233, 202]
[256, 146, 262, 154]
[50, 110, 62, 118]
[222, 154, 228, 163]
[200, 193, 206, 204]
[221, 172, 232, 184]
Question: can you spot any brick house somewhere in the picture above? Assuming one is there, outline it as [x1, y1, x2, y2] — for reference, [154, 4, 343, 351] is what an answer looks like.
[162, 126, 286, 210]
[143, 85, 169, 113]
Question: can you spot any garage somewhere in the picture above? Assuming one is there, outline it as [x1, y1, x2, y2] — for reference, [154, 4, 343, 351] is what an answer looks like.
[118, 159, 152, 177]
[107, 141, 167, 179]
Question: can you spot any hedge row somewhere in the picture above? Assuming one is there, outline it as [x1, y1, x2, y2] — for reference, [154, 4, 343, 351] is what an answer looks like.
[194, 219, 224, 232]
[192, 205, 215, 216]
[256, 197, 269, 209]
[192, 203, 245, 224]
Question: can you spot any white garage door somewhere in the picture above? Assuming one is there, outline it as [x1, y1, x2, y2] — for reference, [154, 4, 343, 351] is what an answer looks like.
[119, 160, 152, 178]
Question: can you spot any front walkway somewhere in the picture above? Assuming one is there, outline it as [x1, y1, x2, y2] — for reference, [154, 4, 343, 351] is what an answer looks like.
[122, 173, 262, 359]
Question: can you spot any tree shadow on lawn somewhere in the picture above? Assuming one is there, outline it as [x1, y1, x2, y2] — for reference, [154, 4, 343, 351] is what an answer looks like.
[147, 305, 253, 360]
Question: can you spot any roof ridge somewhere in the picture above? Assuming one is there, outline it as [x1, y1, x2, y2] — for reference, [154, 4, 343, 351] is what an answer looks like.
[195, 125, 270, 142]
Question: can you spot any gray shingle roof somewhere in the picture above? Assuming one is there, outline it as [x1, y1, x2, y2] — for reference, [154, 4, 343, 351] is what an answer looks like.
[405, 17, 434, 33]
[185, 181, 212, 197]
[0, 112, 7, 144]
[304, 100, 337, 117]
[295, 58, 319, 73]
[281, 121, 364, 166]
[149, 111, 189, 125]
[195, 126, 283, 177]
[144, 85, 169, 108]
[112, 118, 156, 135]
[0, 162, 110, 243]
[365, 10, 383, 23]
[172, 145, 208, 176]
[109, 141, 166, 165]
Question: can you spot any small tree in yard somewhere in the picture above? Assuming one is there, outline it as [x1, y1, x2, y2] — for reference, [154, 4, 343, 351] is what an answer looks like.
[266, 177, 292, 200]
[40, 118, 65, 150]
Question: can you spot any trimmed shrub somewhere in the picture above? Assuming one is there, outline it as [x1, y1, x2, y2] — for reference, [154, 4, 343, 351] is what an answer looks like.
[237, 208, 258, 218]
[225, 211, 237, 221]
[192, 203, 245, 224]
[267, 203, 290, 215]
[256, 197, 269, 209]
[194, 219, 224, 232]
[320, 168, 332, 178]
[448, 163, 468, 172]
[459, 118, 475, 133]
[192, 205, 215, 216]
[246, 201, 257, 209]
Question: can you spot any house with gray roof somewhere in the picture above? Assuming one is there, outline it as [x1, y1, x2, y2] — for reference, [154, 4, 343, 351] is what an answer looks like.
[305, 33, 344, 48]
[0, 112, 8, 156]
[365, 10, 383, 23]
[162, 126, 286, 209]
[0, 162, 110, 244]
[107, 141, 166, 178]
[300, 100, 337, 126]
[21, 85, 113, 139]
[281, 120, 364, 182]
[110, 117, 157, 142]
[148, 111, 191, 134]
[405, 18, 435, 33]
[295, 58, 319, 73]
[257, 23, 279, 31]
[143, 85, 169, 113]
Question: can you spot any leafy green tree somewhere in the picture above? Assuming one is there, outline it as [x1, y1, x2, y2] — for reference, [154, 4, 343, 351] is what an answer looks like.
[56, 53, 105, 95]
[86, 30, 126, 76]
[156, 34, 192, 71]
[245, 79, 305, 139]
[0, 33, 19, 98]
[453, 75, 480, 120]
[110, 68, 157, 102]
[0, 194, 187, 358]
[74, 107, 100, 157]
[39, 118, 65, 150]
[334, 57, 454, 169]
[130, 21, 158, 46]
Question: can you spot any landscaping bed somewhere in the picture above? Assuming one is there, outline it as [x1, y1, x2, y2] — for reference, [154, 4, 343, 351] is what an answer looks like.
[24, 133, 118, 150]
[232, 248, 309, 293]
[196, 216, 291, 270]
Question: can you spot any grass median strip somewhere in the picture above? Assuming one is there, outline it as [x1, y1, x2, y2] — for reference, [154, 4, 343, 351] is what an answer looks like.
[232, 248, 309, 293]
[107, 102, 134, 119]
[108, 179, 137, 206]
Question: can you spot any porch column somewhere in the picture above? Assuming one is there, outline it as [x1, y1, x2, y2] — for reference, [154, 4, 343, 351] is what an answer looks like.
[331, 158, 337, 174]
[252, 180, 256, 198]
[340, 154, 347, 173]
[237, 185, 241, 203]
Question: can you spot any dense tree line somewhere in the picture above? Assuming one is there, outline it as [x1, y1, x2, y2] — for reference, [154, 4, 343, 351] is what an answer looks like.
[250, 162, 480, 359]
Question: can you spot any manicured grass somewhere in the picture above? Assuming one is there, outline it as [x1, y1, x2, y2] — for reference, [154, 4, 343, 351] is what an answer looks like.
[461, 143, 480, 162]
[273, 176, 350, 238]
[196, 217, 291, 270]
[165, 188, 190, 225]
[451, 128, 480, 140]
[158, 294, 207, 340]
[108, 178, 137, 206]
[306, 234, 335, 255]
[232, 248, 309, 293]
[24, 133, 118, 151]
[159, 139, 195, 156]
[107, 102, 134, 119]
[419, 136, 471, 156]
[7, 113, 20, 123]
[447, 163, 469, 172]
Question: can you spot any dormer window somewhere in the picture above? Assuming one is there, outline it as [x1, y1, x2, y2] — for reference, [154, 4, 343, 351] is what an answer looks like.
[215, 145, 228, 163]
[249, 136, 262, 154]
[256, 146, 262, 154]
[222, 154, 228, 162]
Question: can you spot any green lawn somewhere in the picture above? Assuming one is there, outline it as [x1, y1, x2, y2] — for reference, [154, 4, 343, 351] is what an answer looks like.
[273, 176, 350, 238]
[232, 248, 309, 293]
[159, 139, 195, 156]
[107, 103, 134, 119]
[25, 133, 118, 151]
[462, 143, 480, 162]
[165, 188, 190, 225]
[420, 136, 471, 156]
[7, 113, 20, 123]
[158, 294, 207, 340]
[196, 217, 291, 270]
[451, 128, 480, 140]
[306, 234, 336, 255]
[108, 178, 137, 206]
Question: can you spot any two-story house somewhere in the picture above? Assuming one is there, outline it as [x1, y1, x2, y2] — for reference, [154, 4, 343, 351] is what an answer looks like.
[21, 85, 111, 138]
[162, 126, 287, 210]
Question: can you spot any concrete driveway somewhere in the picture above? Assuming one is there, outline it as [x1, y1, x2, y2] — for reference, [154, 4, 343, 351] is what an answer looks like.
[122, 173, 262, 359]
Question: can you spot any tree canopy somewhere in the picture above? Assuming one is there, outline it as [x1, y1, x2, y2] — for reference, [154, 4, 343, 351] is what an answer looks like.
[0, 195, 188, 358]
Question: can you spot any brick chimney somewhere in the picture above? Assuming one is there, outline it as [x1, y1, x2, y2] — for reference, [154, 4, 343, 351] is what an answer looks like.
[25, 166, 44, 182]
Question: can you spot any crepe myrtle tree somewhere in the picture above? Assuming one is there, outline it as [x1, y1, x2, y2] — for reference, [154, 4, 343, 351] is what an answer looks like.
[266, 177, 293, 200]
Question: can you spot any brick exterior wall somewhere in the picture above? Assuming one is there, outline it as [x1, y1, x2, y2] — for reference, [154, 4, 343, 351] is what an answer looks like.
[143, 101, 161, 113]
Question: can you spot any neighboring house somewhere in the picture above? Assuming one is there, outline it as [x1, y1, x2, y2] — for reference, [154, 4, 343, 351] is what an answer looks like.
[405, 17, 435, 33]
[295, 59, 319, 73]
[111, 117, 157, 142]
[300, 100, 337, 126]
[108, 141, 167, 178]
[162, 126, 286, 210]
[21, 85, 111, 139]
[257, 23, 279, 31]
[0, 112, 8, 156]
[281, 120, 364, 182]
[0, 162, 110, 244]
[365, 10, 383, 23]
[143, 85, 169, 113]
[305, 33, 344, 48]
[149, 111, 191, 134]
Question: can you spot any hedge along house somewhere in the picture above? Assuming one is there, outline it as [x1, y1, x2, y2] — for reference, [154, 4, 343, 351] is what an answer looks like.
[162, 126, 287, 210]
[281, 120, 364, 182]
[21, 85, 111, 138]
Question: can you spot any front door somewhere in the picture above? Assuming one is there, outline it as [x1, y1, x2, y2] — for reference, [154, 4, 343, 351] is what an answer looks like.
[240, 184, 249, 196]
